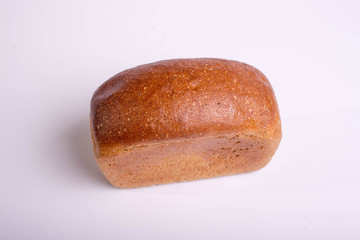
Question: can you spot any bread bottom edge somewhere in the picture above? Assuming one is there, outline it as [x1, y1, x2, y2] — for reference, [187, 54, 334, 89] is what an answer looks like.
[96, 133, 280, 188]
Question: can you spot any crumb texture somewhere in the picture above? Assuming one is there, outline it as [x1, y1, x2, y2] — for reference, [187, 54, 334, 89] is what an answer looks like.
[90, 58, 281, 188]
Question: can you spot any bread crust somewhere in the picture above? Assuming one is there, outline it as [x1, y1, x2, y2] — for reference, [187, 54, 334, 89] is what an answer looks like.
[90, 58, 281, 188]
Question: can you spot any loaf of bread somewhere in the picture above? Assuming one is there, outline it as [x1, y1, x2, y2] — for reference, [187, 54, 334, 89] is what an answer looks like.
[90, 58, 281, 188]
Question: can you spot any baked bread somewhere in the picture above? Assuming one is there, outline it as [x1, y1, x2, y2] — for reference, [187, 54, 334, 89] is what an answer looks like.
[90, 58, 281, 188]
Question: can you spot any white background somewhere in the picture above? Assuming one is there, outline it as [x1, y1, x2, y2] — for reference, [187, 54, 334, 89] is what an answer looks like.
[1, 0, 360, 239]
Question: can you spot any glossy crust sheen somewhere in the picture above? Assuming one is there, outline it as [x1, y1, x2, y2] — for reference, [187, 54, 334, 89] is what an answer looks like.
[90, 58, 281, 188]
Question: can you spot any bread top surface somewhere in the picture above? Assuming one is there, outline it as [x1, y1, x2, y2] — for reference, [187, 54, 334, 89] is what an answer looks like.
[91, 58, 281, 156]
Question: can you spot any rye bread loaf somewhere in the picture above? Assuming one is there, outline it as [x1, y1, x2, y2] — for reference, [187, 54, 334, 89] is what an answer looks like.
[90, 58, 281, 188]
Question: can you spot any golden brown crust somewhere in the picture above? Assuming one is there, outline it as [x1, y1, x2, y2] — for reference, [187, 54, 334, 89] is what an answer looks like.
[90, 58, 281, 188]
